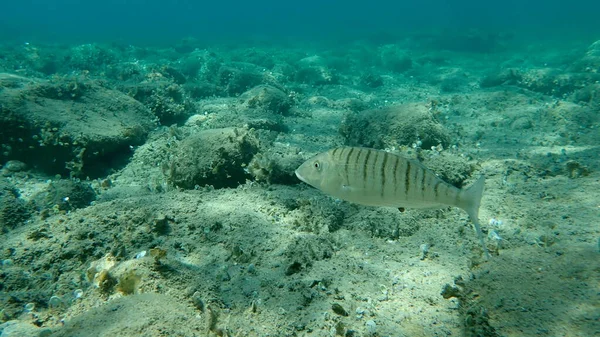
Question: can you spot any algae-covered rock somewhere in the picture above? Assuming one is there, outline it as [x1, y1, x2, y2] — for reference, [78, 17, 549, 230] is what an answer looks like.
[518, 68, 599, 96]
[247, 150, 305, 185]
[570, 39, 600, 73]
[571, 83, 600, 106]
[218, 63, 264, 95]
[480, 68, 522, 88]
[340, 103, 451, 150]
[421, 152, 475, 188]
[0, 179, 31, 232]
[0, 74, 156, 178]
[294, 55, 339, 85]
[240, 85, 293, 115]
[125, 78, 196, 125]
[166, 128, 259, 189]
[31, 179, 96, 213]
[195, 95, 289, 132]
[0, 320, 51, 337]
[67, 43, 118, 72]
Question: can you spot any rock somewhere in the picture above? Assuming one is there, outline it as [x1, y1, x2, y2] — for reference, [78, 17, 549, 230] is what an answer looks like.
[247, 150, 304, 185]
[240, 85, 293, 115]
[480, 68, 522, 88]
[340, 103, 451, 150]
[165, 128, 259, 189]
[518, 68, 600, 96]
[124, 79, 196, 125]
[218, 63, 264, 95]
[421, 152, 474, 187]
[2, 160, 27, 174]
[0, 320, 51, 337]
[294, 55, 338, 85]
[571, 83, 600, 106]
[31, 179, 96, 213]
[570, 39, 600, 73]
[0, 180, 31, 232]
[0, 74, 156, 178]
[196, 94, 289, 132]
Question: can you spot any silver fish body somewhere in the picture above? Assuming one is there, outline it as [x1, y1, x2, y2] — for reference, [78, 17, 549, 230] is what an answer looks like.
[295, 147, 489, 257]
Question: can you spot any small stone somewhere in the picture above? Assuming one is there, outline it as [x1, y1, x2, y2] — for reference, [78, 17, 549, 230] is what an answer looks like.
[441, 283, 462, 299]
[48, 296, 62, 308]
[3, 160, 27, 172]
[73, 289, 83, 299]
[191, 291, 205, 312]
[365, 320, 377, 335]
[331, 303, 348, 316]
[24, 303, 35, 312]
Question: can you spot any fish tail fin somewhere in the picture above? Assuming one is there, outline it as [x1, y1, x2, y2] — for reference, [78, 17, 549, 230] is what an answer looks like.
[461, 175, 490, 259]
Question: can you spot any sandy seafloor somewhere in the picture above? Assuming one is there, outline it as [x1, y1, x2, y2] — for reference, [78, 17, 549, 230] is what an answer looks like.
[0, 35, 599, 337]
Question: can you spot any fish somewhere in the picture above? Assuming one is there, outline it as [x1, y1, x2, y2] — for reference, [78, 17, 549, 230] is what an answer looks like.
[295, 147, 489, 258]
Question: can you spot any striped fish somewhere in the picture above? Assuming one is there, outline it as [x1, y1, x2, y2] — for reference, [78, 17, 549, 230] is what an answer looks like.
[295, 147, 489, 258]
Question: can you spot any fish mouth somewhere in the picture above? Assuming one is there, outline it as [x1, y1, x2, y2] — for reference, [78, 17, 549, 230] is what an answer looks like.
[295, 169, 307, 184]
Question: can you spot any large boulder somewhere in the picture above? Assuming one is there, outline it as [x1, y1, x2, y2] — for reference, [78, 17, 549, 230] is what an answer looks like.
[0, 74, 156, 177]
[340, 103, 451, 150]
[571, 39, 600, 73]
[164, 128, 259, 189]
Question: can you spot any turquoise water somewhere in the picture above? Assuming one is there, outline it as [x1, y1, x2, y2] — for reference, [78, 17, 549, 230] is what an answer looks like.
[2, 1, 600, 44]
[0, 1, 599, 336]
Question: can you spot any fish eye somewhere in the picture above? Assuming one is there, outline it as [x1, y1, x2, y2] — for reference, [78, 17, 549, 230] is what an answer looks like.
[313, 161, 320, 169]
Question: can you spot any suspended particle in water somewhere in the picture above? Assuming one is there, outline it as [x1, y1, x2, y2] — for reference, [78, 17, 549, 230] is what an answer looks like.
[73, 289, 84, 299]
[24, 303, 35, 312]
[49, 296, 63, 308]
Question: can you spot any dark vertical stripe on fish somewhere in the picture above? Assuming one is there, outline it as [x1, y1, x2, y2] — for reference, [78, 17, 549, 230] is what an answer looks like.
[345, 147, 354, 166]
[354, 148, 364, 185]
[363, 150, 372, 189]
[340, 148, 348, 162]
[345, 147, 355, 183]
[354, 148, 362, 168]
[340, 147, 347, 162]
[381, 152, 388, 197]
[332, 148, 340, 160]
[392, 155, 399, 197]
[371, 150, 380, 185]
[434, 181, 440, 199]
